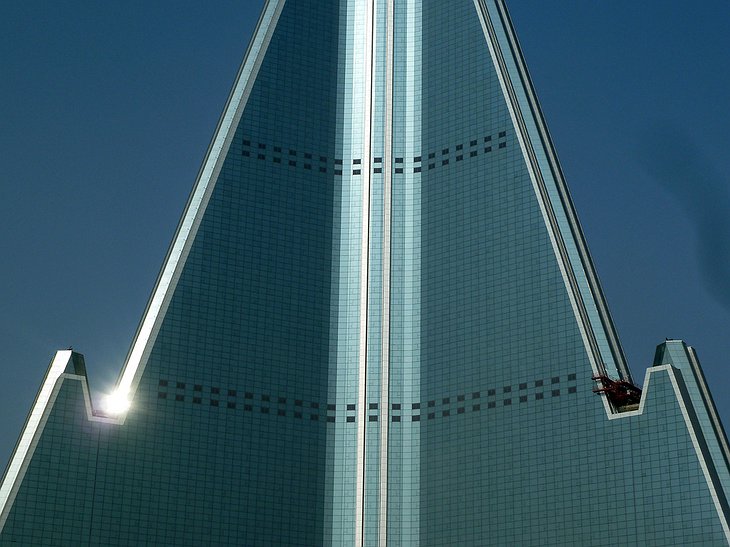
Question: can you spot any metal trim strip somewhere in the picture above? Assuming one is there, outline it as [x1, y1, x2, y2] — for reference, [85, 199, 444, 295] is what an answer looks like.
[355, 1, 377, 544]
[473, 0, 611, 418]
[608, 365, 730, 543]
[492, 0, 630, 380]
[378, 1, 395, 544]
[0, 0, 286, 533]
[0, 352, 117, 531]
[113, 0, 286, 411]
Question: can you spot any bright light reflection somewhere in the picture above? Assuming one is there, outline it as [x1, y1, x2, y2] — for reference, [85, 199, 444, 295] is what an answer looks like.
[103, 389, 131, 415]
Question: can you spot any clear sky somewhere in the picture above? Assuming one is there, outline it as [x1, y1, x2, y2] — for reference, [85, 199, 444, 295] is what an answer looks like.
[0, 0, 728, 469]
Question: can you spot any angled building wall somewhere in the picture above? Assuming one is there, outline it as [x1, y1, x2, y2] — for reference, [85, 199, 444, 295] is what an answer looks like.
[1, 1, 729, 545]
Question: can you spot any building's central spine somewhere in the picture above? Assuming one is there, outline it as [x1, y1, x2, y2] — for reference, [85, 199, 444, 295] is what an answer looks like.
[378, 0, 395, 544]
[355, 0, 377, 545]
[355, 1, 396, 544]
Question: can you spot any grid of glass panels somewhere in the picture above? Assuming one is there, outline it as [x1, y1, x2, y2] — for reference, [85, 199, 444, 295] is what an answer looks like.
[1, 1, 729, 546]
[4, 0, 361, 544]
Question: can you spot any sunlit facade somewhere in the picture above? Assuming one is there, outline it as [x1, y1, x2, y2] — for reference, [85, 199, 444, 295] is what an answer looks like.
[2, 0, 730, 545]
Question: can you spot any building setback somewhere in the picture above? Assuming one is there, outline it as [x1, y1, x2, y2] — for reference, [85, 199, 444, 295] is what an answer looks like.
[1, 0, 730, 545]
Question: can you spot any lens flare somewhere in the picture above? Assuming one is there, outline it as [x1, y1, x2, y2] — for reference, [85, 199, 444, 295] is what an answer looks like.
[103, 389, 130, 415]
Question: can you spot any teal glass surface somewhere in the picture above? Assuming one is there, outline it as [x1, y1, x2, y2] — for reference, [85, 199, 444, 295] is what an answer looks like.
[1, 1, 729, 545]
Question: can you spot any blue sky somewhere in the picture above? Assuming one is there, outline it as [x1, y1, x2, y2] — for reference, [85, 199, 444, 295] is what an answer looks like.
[1, 0, 729, 468]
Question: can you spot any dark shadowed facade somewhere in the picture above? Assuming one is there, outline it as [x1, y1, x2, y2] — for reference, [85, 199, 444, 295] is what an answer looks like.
[1, 1, 730, 545]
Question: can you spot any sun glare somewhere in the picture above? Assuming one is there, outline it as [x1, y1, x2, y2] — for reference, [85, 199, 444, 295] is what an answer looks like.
[103, 389, 131, 415]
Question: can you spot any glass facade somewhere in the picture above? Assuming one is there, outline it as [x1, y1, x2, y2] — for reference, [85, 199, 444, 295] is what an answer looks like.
[1, 0, 729, 545]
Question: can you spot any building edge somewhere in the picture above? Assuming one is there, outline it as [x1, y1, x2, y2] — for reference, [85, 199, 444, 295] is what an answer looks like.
[0, 0, 288, 534]
[653, 340, 730, 506]
[5, 343, 730, 542]
[0, 351, 119, 532]
[485, 0, 631, 382]
[112, 0, 286, 408]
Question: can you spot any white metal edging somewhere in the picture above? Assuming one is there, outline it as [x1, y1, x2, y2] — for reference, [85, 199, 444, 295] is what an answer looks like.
[355, 0, 377, 545]
[0, 0, 286, 533]
[472, 0, 612, 417]
[378, 0, 395, 543]
[0, 351, 118, 531]
[113, 0, 286, 414]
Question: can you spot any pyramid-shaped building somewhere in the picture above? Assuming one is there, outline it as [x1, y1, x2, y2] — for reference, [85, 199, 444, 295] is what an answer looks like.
[2, 0, 730, 545]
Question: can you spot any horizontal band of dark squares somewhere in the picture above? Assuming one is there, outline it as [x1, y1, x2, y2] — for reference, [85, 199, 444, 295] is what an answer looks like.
[240, 129, 508, 176]
[156, 373, 577, 423]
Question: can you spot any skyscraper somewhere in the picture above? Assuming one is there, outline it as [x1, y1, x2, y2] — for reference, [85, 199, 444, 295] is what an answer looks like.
[1, 0, 729, 545]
